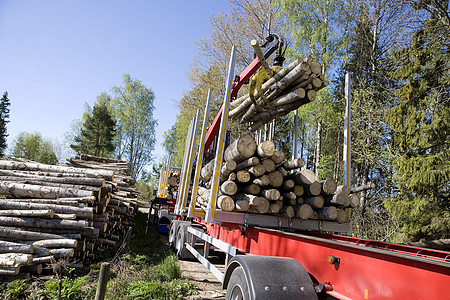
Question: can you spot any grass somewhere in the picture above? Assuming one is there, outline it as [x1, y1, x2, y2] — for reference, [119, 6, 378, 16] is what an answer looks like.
[0, 211, 198, 300]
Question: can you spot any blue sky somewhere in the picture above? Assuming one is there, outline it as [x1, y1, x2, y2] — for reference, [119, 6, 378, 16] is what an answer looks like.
[0, 0, 231, 162]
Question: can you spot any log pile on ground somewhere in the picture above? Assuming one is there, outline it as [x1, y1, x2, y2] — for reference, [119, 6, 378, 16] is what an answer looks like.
[0, 155, 138, 281]
[195, 134, 364, 224]
[229, 56, 328, 132]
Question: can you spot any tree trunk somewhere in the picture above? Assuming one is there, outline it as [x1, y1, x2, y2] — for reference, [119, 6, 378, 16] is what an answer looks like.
[295, 203, 313, 220]
[0, 216, 87, 230]
[318, 206, 338, 221]
[224, 134, 257, 163]
[304, 196, 324, 209]
[320, 179, 337, 195]
[0, 182, 94, 199]
[0, 209, 55, 218]
[256, 141, 275, 158]
[235, 157, 259, 171]
[0, 201, 93, 219]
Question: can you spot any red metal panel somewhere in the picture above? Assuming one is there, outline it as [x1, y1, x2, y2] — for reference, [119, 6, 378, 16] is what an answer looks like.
[205, 222, 450, 299]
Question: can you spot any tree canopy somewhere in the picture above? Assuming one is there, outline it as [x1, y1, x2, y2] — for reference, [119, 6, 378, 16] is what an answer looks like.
[11, 132, 58, 164]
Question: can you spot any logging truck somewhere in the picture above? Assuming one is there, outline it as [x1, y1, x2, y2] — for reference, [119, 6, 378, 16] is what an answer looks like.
[157, 35, 450, 299]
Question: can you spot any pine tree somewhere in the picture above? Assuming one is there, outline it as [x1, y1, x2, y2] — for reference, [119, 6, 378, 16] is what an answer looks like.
[0, 92, 10, 157]
[71, 99, 116, 157]
[385, 3, 450, 241]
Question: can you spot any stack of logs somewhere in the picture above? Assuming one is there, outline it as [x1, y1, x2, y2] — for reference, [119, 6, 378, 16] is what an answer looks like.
[0, 154, 138, 281]
[195, 134, 362, 223]
[165, 169, 181, 199]
[229, 56, 328, 132]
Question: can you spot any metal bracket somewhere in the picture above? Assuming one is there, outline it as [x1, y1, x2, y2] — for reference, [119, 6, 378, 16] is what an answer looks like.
[239, 215, 249, 235]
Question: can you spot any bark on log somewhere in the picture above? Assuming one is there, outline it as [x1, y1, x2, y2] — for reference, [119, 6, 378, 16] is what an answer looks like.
[241, 184, 261, 195]
[350, 182, 376, 194]
[32, 239, 78, 249]
[0, 160, 114, 180]
[260, 189, 280, 201]
[318, 206, 338, 221]
[235, 199, 250, 212]
[349, 194, 360, 208]
[320, 179, 337, 195]
[303, 181, 322, 196]
[0, 266, 20, 275]
[0, 253, 32, 267]
[282, 192, 297, 206]
[32, 256, 54, 264]
[247, 164, 265, 177]
[200, 159, 216, 182]
[0, 201, 93, 219]
[49, 248, 74, 258]
[283, 158, 305, 170]
[0, 226, 80, 241]
[0, 182, 94, 199]
[235, 157, 259, 171]
[304, 196, 324, 209]
[0, 209, 55, 218]
[253, 175, 270, 186]
[0, 241, 34, 254]
[325, 194, 346, 206]
[224, 134, 257, 163]
[0, 216, 87, 230]
[335, 185, 351, 196]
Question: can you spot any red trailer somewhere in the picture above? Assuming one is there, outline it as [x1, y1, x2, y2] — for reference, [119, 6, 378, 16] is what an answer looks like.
[161, 36, 450, 299]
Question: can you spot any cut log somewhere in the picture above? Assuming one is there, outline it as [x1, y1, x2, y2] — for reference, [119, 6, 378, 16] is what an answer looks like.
[336, 209, 348, 224]
[335, 185, 351, 196]
[0, 266, 20, 275]
[0, 182, 94, 199]
[0, 216, 87, 230]
[295, 203, 313, 220]
[0, 201, 93, 219]
[270, 151, 285, 164]
[304, 196, 324, 209]
[249, 197, 270, 214]
[253, 175, 270, 186]
[247, 164, 266, 177]
[350, 182, 376, 194]
[282, 179, 295, 190]
[268, 201, 283, 214]
[0, 241, 34, 254]
[224, 134, 257, 163]
[220, 161, 237, 182]
[0, 209, 55, 218]
[325, 194, 346, 206]
[200, 159, 215, 182]
[267, 171, 283, 188]
[283, 158, 305, 170]
[296, 197, 304, 204]
[260, 189, 280, 201]
[282, 192, 297, 206]
[280, 206, 295, 218]
[303, 181, 322, 196]
[256, 141, 275, 158]
[217, 195, 235, 212]
[0, 226, 80, 241]
[0, 160, 114, 180]
[320, 179, 337, 195]
[234, 194, 264, 206]
[293, 185, 304, 197]
[349, 194, 360, 208]
[241, 184, 261, 195]
[49, 248, 74, 258]
[220, 180, 238, 196]
[32, 256, 54, 264]
[32, 239, 77, 249]
[235, 199, 250, 212]
[0, 253, 32, 267]
[21, 264, 42, 275]
[236, 170, 251, 183]
[261, 159, 275, 173]
[235, 157, 259, 171]
[318, 206, 338, 221]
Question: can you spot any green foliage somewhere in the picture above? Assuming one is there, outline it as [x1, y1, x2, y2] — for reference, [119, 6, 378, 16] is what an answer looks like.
[0, 92, 10, 158]
[11, 132, 58, 164]
[111, 74, 157, 179]
[151, 255, 181, 281]
[385, 8, 450, 241]
[71, 93, 116, 157]
[124, 279, 195, 300]
[40, 275, 89, 300]
[6, 279, 28, 296]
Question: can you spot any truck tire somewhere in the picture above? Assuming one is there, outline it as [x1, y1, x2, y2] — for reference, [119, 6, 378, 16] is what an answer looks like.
[225, 266, 250, 300]
[175, 223, 194, 260]
[168, 220, 182, 249]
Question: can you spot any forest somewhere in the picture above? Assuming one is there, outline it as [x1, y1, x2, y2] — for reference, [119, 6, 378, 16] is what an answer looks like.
[162, 0, 449, 244]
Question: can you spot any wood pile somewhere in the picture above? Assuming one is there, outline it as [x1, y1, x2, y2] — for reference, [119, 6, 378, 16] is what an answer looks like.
[0, 155, 138, 281]
[229, 56, 328, 132]
[165, 168, 181, 199]
[195, 134, 361, 223]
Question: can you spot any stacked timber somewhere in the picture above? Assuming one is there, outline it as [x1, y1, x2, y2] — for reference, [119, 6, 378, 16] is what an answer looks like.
[165, 168, 181, 199]
[195, 134, 363, 224]
[229, 56, 328, 132]
[0, 155, 138, 281]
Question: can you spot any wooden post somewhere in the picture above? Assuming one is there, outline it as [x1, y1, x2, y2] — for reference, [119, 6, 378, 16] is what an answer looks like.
[95, 262, 110, 300]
